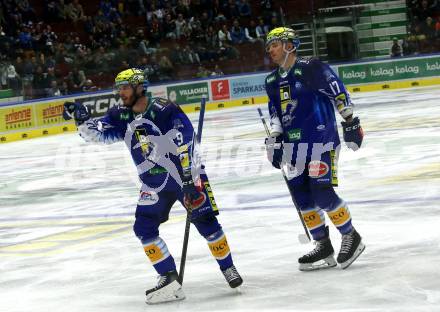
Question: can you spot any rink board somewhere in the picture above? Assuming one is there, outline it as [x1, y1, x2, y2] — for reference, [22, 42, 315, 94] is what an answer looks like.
[1, 53, 440, 143]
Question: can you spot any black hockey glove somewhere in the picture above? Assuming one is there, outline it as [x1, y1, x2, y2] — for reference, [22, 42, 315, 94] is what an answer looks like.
[265, 136, 283, 169]
[63, 101, 91, 126]
[182, 176, 205, 212]
[341, 117, 363, 151]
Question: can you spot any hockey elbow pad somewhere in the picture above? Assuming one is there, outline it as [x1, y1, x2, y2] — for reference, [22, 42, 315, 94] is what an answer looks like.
[335, 94, 353, 120]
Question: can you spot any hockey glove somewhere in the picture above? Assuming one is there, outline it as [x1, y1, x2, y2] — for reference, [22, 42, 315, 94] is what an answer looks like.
[341, 117, 363, 151]
[182, 176, 205, 212]
[265, 136, 283, 169]
[63, 101, 91, 126]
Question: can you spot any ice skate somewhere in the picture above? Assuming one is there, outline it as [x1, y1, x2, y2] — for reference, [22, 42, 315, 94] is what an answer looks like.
[337, 228, 365, 269]
[145, 270, 185, 304]
[222, 265, 243, 288]
[298, 236, 337, 271]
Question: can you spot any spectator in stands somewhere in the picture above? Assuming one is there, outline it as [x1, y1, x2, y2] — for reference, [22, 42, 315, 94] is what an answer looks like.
[200, 11, 212, 30]
[67, 0, 86, 23]
[409, 24, 428, 53]
[238, 0, 252, 17]
[23, 56, 37, 81]
[260, 0, 275, 24]
[82, 79, 98, 92]
[245, 20, 264, 44]
[224, 0, 240, 20]
[148, 15, 162, 44]
[0, 4, 5, 26]
[14, 56, 25, 78]
[435, 16, 440, 38]
[7, 62, 21, 95]
[219, 24, 232, 47]
[196, 65, 210, 78]
[158, 55, 174, 81]
[423, 16, 436, 41]
[163, 13, 177, 39]
[204, 25, 220, 56]
[231, 19, 246, 44]
[59, 80, 70, 95]
[55, 0, 68, 21]
[32, 65, 48, 99]
[99, 0, 113, 17]
[256, 17, 269, 39]
[175, 13, 187, 39]
[415, 0, 433, 22]
[182, 45, 201, 65]
[46, 80, 61, 97]
[170, 43, 184, 64]
[18, 25, 33, 49]
[67, 67, 86, 92]
[210, 64, 224, 76]
[17, 0, 36, 23]
[390, 38, 403, 57]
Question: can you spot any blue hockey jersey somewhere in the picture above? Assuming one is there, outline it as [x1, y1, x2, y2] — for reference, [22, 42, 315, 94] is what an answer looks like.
[265, 57, 353, 152]
[77, 97, 195, 188]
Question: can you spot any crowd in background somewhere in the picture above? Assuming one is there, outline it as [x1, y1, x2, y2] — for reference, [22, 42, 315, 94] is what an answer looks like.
[1, 0, 440, 99]
[0, 0, 278, 99]
[392, 0, 440, 57]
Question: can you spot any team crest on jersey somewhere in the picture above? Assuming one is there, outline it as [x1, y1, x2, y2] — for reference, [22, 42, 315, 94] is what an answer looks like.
[279, 85, 294, 111]
[295, 82, 302, 90]
[138, 191, 159, 205]
[135, 128, 150, 154]
[282, 99, 298, 115]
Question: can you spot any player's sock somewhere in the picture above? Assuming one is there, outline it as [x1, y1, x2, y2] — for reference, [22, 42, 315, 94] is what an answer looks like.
[326, 200, 353, 235]
[300, 207, 327, 240]
[206, 229, 233, 269]
[205, 229, 242, 287]
[142, 237, 176, 274]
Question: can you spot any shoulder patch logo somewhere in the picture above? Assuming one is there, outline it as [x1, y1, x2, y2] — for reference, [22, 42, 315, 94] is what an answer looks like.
[266, 75, 276, 83]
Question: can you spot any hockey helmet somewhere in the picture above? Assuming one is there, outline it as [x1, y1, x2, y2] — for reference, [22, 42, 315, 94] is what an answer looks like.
[115, 68, 149, 93]
[266, 27, 300, 51]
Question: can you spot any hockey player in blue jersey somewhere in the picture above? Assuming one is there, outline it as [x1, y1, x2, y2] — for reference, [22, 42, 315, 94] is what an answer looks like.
[263, 27, 365, 270]
[63, 68, 242, 304]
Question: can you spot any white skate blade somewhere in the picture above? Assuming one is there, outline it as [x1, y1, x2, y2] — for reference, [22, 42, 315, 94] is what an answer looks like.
[299, 255, 337, 271]
[146, 280, 186, 305]
[340, 242, 365, 270]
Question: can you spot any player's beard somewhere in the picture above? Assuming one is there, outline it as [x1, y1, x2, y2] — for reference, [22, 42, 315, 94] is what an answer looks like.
[121, 94, 136, 108]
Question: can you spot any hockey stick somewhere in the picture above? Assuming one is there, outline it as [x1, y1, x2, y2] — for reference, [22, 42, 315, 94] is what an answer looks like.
[257, 108, 311, 244]
[178, 95, 207, 285]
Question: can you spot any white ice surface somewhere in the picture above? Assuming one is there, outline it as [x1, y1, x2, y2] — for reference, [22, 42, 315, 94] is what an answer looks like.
[1, 87, 440, 312]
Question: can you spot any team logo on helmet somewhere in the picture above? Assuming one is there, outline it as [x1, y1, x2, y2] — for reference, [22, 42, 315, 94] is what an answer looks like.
[266, 27, 300, 50]
[115, 68, 149, 92]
